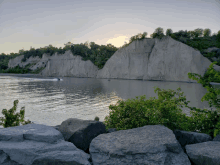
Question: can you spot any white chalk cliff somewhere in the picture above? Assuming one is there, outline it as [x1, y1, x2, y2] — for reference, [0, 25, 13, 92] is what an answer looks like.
[97, 36, 220, 82]
[41, 50, 99, 77]
[8, 36, 220, 82]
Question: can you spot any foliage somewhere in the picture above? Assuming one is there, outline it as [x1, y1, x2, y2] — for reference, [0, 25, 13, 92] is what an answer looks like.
[1, 65, 31, 74]
[94, 116, 100, 121]
[0, 53, 15, 70]
[103, 62, 220, 138]
[1, 27, 219, 73]
[0, 100, 33, 128]
[118, 32, 149, 50]
[103, 87, 194, 133]
[166, 29, 173, 36]
[203, 28, 212, 37]
[186, 61, 220, 137]
[103, 86, 220, 138]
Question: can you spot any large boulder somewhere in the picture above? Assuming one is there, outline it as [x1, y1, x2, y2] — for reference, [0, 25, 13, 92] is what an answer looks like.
[89, 124, 191, 165]
[0, 123, 91, 165]
[1, 118, 220, 165]
[96, 36, 220, 82]
[57, 118, 107, 153]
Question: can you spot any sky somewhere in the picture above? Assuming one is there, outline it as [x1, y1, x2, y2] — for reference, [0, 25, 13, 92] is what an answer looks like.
[0, 0, 220, 55]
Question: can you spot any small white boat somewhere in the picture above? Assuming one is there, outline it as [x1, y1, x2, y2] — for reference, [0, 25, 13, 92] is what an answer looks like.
[56, 78, 63, 81]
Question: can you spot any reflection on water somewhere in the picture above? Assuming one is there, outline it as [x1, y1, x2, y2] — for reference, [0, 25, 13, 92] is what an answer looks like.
[0, 74, 220, 128]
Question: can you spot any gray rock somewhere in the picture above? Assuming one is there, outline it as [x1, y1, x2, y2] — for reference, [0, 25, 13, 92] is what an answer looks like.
[211, 57, 218, 61]
[8, 55, 25, 68]
[1, 118, 220, 165]
[185, 141, 220, 165]
[96, 36, 220, 82]
[217, 49, 220, 56]
[90, 124, 191, 165]
[203, 47, 220, 53]
[40, 50, 99, 77]
[57, 118, 107, 153]
[0, 123, 91, 165]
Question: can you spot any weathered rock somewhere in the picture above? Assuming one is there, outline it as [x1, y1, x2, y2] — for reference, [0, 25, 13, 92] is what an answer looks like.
[7, 50, 99, 77]
[57, 118, 107, 153]
[203, 47, 219, 53]
[8, 54, 47, 70]
[0, 123, 91, 165]
[41, 50, 99, 77]
[8, 55, 25, 68]
[89, 124, 191, 165]
[217, 49, 220, 56]
[1, 118, 220, 165]
[96, 36, 220, 82]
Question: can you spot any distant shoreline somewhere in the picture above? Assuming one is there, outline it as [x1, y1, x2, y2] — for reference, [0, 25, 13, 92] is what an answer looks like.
[2, 73, 219, 85]
[0, 73, 42, 77]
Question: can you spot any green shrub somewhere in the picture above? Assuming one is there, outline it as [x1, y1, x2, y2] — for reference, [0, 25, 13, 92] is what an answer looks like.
[94, 116, 100, 121]
[103, 87, 220, 138]
[0, 100, 33, 128]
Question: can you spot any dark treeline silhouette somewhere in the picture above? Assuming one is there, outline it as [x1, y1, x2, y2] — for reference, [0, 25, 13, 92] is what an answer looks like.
[0, 27, 220, 73]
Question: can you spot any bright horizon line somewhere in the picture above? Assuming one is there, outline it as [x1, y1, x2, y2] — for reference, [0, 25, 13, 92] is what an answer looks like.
[2, 33, 218, 56]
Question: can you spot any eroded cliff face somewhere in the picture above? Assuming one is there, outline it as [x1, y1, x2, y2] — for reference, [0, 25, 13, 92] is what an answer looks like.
[40, 50, 99, 77]
[7, 36, 220, 82]
[96, 38, 155, 79]
[8, 54, 47, 70]
[96, 36, 220, 82]
[7, 50, 99, 77]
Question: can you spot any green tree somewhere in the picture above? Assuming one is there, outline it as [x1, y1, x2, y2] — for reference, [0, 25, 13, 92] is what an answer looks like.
[140, 32, 148, 39]
[150, 27, 165, 39]
[154, 27, 164, 36]
[90, 42, 100, 50]
[203, 28, 212, 37]
[166, 29, 173, 36]
[217, 30, 220, 42]
[129, 36, 136, 44]
[187, 30, 197, 39]
[193, 28, 204, 38]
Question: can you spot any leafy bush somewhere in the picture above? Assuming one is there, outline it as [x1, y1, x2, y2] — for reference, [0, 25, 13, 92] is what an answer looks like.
[4, 65, 30, 74]
[103, 87, 193, 132]
[103, 87, 220, 138]
[0, 100, 33, 128]
[103, 62, 220, 138]
[94, 116, 100, 121]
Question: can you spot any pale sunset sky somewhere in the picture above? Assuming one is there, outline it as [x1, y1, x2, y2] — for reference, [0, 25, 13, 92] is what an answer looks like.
[0, 0, 220, 55]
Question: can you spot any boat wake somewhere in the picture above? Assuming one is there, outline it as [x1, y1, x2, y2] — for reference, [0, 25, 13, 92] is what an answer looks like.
[23, 78, 63, 81]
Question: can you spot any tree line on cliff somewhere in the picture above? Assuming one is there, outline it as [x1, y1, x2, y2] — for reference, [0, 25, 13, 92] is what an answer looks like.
[0, 27, 220, 73]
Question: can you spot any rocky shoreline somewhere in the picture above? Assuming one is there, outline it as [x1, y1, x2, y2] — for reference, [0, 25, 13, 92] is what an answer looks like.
[0, 118, 220, 165]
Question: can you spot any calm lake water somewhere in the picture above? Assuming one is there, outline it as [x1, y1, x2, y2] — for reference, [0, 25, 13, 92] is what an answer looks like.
[0, 73, 220, 128]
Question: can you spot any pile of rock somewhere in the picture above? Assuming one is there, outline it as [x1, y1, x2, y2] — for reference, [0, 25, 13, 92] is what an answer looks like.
[0, 118, 220, 165]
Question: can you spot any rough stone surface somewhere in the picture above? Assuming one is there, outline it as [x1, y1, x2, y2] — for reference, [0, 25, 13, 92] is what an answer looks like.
[97, 36, 220, 82]
[8, 54, 47, 70]
[1, 118, 220, 165]
[0, 123, 91, 165]
[57, 118, 107, 153]
[8, 55, 25, 68]
[89, 124, 191, 165]
[40, 50, 99, 77]
[203, 47, 219, 53]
